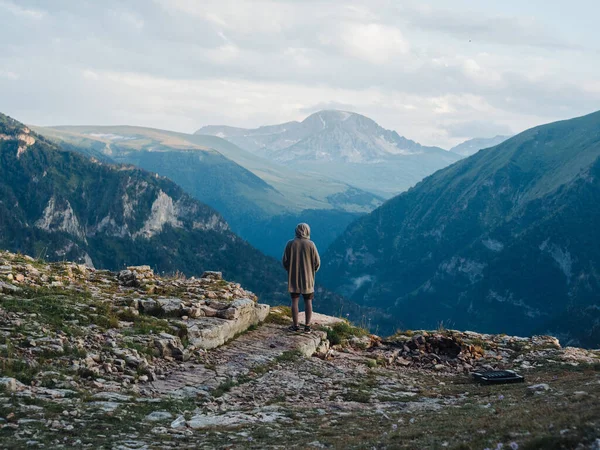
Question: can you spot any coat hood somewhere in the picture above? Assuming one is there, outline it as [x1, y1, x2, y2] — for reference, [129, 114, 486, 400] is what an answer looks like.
[295, 223, 311, 239]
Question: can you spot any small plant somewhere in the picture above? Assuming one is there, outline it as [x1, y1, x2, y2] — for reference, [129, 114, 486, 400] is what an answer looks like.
[212, 378, 237, 397]
[365, 359, 378, 369]
[265, 307, 293, 325]
[275, 350, 302, 363]
[325, 321, 369, 346]
[342, 389, 371, 403]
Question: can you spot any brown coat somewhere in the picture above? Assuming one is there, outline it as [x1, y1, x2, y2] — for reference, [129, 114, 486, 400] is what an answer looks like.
[282, 224, 321, 294]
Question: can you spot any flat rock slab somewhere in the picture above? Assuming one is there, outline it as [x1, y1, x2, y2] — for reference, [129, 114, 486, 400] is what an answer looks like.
[150, 323, 325, 396]
[299, 312, 344, 327]
[186, 303, 270, 350]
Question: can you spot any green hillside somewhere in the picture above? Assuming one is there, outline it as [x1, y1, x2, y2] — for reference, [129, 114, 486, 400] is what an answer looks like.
[321, 110, 600, 347]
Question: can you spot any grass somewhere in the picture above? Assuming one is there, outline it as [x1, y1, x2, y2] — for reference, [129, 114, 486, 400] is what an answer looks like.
[321, 321, 369, 346]
[275, 350, 302, 363]
[212, 378, 238, 398]
[265, 306, 293, 325]
[121, 313, 172, 336]
[0, 286, 120, 331]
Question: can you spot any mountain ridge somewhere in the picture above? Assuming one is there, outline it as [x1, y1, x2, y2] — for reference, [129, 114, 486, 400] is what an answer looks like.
[450, 135, 512, 157]
[196, 110, 462, 197]
[320, 110, 600, 347]
[196, 109, 449, 163]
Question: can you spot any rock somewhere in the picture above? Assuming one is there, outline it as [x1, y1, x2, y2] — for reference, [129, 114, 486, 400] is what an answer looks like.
[0, 377, 26, 392]
[0, 281, 21, 294]
[217, 307, 239, 320]
[170, 415, 187, 429]
[139, 298, 160, 314]
[156, 297, 184, 316]
[92, 392, 132, 402]
[145, 411, 174, 422]
[154, 333, 186, 360]
[89, 401, 121, 412]
[201, 306, 219, 317]
[528, 383, 550, 392]
[201, 271, 222, 280]
[15, 273, 25, 282]
[187, 307, 205, 318]
[187, 412, 255, 429]
[206, 300, 230, 310]
[117, 269, 139, 287]
[187, 303, 270, 350]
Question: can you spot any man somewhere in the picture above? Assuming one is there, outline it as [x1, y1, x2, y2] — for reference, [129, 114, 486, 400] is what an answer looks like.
[282, 223, 321, 332]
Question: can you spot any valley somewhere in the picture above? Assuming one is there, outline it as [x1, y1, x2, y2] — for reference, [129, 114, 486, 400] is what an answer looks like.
[35, 125, 381, 257]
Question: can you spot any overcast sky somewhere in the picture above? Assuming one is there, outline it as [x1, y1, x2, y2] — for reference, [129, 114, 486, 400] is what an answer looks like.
[1, 0, 599, 148]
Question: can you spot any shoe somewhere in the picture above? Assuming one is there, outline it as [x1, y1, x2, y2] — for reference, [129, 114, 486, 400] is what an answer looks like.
[303, 325, 312, 333]
[288, 325, 300, 332]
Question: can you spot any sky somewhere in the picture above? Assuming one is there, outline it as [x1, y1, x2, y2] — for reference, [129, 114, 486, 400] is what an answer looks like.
[1, 0, 599, 148]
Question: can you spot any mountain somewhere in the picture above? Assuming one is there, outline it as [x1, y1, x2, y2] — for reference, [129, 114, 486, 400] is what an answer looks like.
[35, 126, 382, 257]
[450, 135, 512, 157]
[320, 110, 600, 347]
[196, 110, 462, 197]
[0, 112, 364, 319]
[199, 110, 446, 163]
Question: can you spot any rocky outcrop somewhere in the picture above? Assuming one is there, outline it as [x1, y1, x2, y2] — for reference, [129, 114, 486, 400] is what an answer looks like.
[0, 126, 36, 158]
[1, 250, 599, 449]
[35, 197, 85, 240]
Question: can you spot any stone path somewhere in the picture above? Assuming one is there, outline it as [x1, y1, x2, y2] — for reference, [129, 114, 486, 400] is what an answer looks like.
[150, 323, 327, 397]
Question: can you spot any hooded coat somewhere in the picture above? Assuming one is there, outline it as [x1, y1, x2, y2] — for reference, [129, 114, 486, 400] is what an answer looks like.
[282, 223, 321, 294]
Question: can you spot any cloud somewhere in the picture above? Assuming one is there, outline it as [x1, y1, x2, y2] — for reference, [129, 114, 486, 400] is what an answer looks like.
[0, 0, 598, 148]
[0, 69, 19, 80]
[332, 22, 410, 64]
[0, 0, 45, 19]
[402, 4, 582, 51]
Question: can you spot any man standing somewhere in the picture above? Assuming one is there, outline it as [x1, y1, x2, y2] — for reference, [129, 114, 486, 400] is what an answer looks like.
[282, 223, 321, 332]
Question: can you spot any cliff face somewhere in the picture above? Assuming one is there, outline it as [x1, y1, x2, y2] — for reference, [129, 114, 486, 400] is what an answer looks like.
[1, 251, 599, 449]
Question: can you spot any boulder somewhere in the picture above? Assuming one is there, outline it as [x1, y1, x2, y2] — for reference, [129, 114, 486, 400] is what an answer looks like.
[201, 271, 222, 280]
[187, 302, 270, 350]
[156, 297, 184, 316]
[154, 333, 186, 360]
[118, 269, 139, 288]
[0, 377, 26, 392]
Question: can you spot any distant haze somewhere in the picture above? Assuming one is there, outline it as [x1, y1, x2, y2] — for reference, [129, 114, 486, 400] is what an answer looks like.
[1, 0, 599, 147]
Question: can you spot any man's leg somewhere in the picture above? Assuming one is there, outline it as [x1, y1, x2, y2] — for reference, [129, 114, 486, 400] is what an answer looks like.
[303, 293, 313, 326]
[290, 294, 300, 327]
